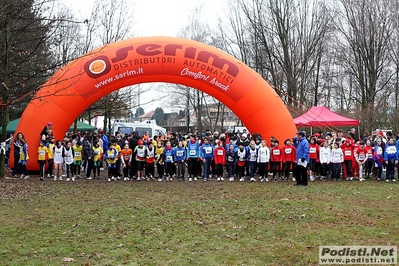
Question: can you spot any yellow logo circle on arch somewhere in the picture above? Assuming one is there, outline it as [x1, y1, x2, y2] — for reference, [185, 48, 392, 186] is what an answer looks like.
[89, 60, 107, 75]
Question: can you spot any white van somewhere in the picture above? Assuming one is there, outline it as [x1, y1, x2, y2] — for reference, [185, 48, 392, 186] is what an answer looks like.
[111, 120, 166, 138]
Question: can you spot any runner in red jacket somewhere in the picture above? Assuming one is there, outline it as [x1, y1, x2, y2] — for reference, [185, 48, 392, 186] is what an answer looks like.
[214, 141, 226, 182]
[282, 139, 296, 181]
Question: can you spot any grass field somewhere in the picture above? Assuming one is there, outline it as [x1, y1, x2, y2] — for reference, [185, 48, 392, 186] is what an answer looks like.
[0, 176, 398, 265]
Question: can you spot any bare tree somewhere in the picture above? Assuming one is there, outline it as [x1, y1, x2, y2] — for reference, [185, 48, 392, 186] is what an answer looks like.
[82, 0, 136, 134]
[337, 0, 394, 132]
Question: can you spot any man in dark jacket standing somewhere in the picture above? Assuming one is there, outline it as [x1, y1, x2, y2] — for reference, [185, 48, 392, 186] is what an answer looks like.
[294, 131, 309, 186]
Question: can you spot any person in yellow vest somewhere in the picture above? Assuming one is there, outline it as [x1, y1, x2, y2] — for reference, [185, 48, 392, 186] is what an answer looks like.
[38, 141, 47, 181]
[105, 143, 118, 182]
[19, 138, 29, 179]
[72, 141, 83, 179]
[46, 137, 55, 178]
[111, 138, 122, 179]
[155, 141, 165, 182]
[92, 140, 104, 179]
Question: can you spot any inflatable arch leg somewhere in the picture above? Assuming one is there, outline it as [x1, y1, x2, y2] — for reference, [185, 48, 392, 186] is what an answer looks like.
[14, 36, 297, 170]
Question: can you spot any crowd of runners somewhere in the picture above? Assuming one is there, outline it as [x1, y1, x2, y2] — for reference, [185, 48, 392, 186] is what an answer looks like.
[10, 122, 399, 186]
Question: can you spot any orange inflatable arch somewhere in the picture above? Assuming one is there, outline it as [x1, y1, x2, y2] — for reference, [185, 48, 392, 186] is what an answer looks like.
[14, 36, 297, 170]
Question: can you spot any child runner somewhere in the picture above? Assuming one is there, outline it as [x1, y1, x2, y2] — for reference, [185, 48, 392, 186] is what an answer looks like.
[319, 141, 331, 181]
[270, 140, 283, 182]
[46, 137, 55, 178]
[355, 141, 367, 182]
[145, 142, 155, 180]
[104, 144, 118, 182]
[330, 142, 343, 181]
[373, 139, 384, 181]
[282, 139, 296, 182]
[235, 143, 248, 182]
[72, 141, 83, 179]
[341, 139, 354, 181]
[120, 143, 133, 181]
[155, 141, 165, 182]
[214, 140, 226, 181]
[64, 141, 74, 182]
[92, 141, 103, 179]
[247, 140, 258, 182]
[201, 137, 214, 182]
[364, 139, 374, 179]
[163, 140, 174, 182]
[383, 138, 398, 182]
[173, 141, 186, 181]
[38, 141, 47, 181]
[257, 139, 270, 182]
[226, 143, 236, 181]
[308, 137, 319, 181]
[53, 140, 65, 181]
[187, 134, 201, 182]
[134, 140, 146, 181]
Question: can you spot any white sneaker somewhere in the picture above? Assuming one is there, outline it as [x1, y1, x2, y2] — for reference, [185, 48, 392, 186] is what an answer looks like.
[292, 177, 296, 182]
[239, 177, 244, 182]
[59, 177, 62, 181]
[194, 177, 197, 181]
[158, 178, 163, 182]
[108, 178, 111, 182]
[204, 178, 207, 182]
[189, 177, 192, 182]
[229, 177, 234, 182]
[386, 179, 390, 182]
[66, 178, 70, 182]
[24, 175, 30, 179]
[220, 177, 224, 181]
[265, 178, 269, 182]
[54, 176, 57, 181]
[20, 174, 24, 179]
[87, 177, 93, 180]
[393, 179, 397, 182]
[217, 177, 220, 182]
[250, 177, 256, 182]
[260, 178, 264, 182]
[350, 177, 353, 181]
[310, 176, 315, 182]
[72, 177, 75, 182]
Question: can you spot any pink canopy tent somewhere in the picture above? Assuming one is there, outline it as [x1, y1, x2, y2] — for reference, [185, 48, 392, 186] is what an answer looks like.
[294, 106, 359, 134]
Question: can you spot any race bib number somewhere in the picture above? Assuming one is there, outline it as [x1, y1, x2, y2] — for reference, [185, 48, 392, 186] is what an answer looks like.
[166, 156, 173, 161]
[367, 153, 373, 158]
[345, 150, 352, 156]
[309, 148, 316, 153]
[75, 151, 81, 157]
[250, 154, 256, 160]
[176, 151, 184, 156]
[124, 155, 130, 161]
[39, 150, 46, 156]
[273, 150, 280, 155]
[217, 150, 224, 156]
[94, 150, 100, 155]
[285, 148, 291, 154]
[386, 146, 396, 154]
[359, 155, 365, 160]
[228, 156, 234, 162]
[239, 157, 246, 161]
[189, 149, 196, 156]
[205, 147, 212, 154]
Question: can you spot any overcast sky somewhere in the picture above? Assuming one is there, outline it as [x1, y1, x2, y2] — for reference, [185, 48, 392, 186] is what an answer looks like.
[67, 0, 224, 37]
[64, 0, 226, 118]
